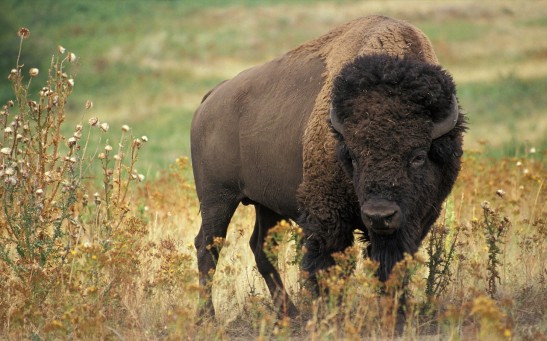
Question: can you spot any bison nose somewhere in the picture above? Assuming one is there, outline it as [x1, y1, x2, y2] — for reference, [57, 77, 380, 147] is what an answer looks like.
[361, 200, 402, 235]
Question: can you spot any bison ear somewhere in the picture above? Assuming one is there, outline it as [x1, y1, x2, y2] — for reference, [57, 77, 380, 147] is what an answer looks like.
[330, 105, 345, 135]
[431, 95, 459, 139]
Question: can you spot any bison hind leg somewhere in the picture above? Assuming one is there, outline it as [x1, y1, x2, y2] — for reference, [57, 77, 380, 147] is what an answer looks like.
[250, 204, 298, 318]
[195, 193, 240, 319]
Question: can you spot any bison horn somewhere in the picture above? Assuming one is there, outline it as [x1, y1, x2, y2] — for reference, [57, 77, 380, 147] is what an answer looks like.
[431, 95, 459, 139]
[330, 105, 345, 135]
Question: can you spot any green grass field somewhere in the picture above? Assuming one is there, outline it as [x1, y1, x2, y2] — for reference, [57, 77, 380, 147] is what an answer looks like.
[0, 0, 545, 339]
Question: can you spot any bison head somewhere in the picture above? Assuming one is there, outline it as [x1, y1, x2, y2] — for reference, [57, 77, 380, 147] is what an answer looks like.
[330, 54, 465, 281]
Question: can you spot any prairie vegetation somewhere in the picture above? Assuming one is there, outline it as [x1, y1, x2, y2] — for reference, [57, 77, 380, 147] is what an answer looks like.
[0, 1, 545, 340]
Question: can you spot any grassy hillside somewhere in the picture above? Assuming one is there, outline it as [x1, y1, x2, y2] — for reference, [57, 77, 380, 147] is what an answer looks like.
[1, 0, 546, 175]
[0, 1, 545, 340]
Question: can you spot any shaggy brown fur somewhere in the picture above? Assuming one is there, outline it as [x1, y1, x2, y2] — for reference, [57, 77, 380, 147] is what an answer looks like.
[297, 15, 438, 238]
[300, 53, 465, 285]
[294, 15, 458, 290]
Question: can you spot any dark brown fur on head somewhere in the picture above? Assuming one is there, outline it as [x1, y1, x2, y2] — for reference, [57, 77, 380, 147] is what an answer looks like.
[330, 54, 466, 281]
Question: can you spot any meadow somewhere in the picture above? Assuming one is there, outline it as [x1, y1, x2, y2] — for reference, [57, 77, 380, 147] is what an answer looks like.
[0, 0, 545, 339]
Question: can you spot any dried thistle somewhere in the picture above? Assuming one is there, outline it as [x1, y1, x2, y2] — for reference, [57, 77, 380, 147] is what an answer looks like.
[495, 189, 505, 198]
[18, 27, 30, 39]
[29, 68, 39, 77]
[88, 117, 99, 126]
[481, 203, 510, 298]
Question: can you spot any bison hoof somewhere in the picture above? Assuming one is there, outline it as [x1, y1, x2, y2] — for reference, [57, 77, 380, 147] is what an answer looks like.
[196, 301, 216, 324]
[280, 302, 299, 320]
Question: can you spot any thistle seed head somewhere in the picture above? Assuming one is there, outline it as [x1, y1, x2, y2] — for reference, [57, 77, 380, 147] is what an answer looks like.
[8, 69, 18, 81]
[68, 137, 77, 147]
[18, 28, 30, 39]
[93, 192, 101, 205]
[88, 117, 99, 126]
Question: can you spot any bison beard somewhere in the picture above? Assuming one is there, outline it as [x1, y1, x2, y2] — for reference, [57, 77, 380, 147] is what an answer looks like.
[302, 217, 420, 286]
[301, 225, 419, 288]
[367, 230, 418, 282]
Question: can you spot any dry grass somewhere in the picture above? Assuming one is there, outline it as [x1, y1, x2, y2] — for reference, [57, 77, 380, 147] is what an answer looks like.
[132, 151, 545, 340]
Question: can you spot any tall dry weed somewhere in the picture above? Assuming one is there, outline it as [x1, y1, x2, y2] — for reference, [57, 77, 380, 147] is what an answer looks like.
[0, 28, 151, 339]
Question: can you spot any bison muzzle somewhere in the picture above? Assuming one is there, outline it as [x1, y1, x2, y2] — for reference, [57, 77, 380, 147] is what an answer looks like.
[190, 15, 466, 319]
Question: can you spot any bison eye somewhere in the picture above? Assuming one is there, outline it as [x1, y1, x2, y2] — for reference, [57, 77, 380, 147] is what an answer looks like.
[410, 151, 427, 168]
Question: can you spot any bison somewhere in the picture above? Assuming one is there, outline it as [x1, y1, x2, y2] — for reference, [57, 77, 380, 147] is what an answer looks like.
[191, 15, 466, 318]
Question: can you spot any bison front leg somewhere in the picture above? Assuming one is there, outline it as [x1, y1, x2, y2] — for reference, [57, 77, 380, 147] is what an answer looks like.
[300, 215, 355, 296]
